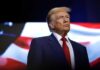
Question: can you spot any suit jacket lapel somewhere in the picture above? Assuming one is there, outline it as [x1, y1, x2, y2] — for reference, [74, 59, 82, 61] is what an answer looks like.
[69, 39, 79, 67]
[48, 34, 68, 65]
[69, 39, 86, 69]
[48, 34, 63, 53]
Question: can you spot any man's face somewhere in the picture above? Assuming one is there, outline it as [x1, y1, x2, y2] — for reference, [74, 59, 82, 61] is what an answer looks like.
[50, 11, 70, 34]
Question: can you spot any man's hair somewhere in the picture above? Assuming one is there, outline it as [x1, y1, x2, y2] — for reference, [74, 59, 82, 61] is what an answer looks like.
[46, 6, 71, 24]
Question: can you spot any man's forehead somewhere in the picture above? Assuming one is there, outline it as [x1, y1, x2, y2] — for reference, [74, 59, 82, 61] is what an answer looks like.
[53, 11, 69, 16]
[53, 10, 67, 14]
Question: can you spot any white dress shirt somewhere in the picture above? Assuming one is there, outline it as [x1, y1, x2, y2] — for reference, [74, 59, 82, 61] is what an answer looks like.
[53, 32, 75, 69]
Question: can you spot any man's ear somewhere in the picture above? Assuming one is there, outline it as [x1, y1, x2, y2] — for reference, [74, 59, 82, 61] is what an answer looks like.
[49, 23, 54, 29]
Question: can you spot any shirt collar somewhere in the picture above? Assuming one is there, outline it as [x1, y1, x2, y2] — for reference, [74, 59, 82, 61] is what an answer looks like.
[53, 32, 68, 41]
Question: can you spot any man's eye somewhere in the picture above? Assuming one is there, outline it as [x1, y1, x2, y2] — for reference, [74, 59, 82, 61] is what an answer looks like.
[57, 16, 63, 19]
[66, 16, 69, 18]
[65, 15, 70, 18]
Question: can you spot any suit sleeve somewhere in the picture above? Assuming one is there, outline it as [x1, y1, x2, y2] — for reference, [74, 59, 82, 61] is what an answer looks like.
[27, 39, 43, 70]
[76, 43, 90, 70]
[70, 40, 90, 70]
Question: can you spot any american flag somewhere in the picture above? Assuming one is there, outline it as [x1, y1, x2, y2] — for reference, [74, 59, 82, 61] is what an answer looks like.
[0, 22, 100, 70]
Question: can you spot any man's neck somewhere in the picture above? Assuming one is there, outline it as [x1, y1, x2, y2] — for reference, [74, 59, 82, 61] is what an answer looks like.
[53, 31, 68, 37]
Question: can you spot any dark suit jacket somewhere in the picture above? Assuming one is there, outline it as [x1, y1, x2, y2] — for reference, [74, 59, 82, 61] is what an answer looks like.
[27, 34, 90, 70]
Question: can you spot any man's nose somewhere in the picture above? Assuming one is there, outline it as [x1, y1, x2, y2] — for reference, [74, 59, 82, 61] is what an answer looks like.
[63, 17, 68, 22]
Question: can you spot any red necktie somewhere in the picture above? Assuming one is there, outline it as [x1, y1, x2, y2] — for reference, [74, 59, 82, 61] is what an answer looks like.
[61, 37, 71, 68]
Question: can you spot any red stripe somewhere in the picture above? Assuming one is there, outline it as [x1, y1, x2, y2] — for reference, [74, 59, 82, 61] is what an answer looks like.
[71, 22, 100, 29]
[0, 58, 27, 70]
[14, 36, 33, 49]
[90, 58, 100, 67]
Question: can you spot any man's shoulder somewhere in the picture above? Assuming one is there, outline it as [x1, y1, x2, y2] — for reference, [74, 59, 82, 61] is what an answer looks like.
[30, 36, 51, 47]
[31, 35, 50, 42]
[69, 39, 86, 48]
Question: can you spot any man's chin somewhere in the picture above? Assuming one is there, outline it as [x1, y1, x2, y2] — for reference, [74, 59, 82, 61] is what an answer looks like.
[64, 29, 70, 33]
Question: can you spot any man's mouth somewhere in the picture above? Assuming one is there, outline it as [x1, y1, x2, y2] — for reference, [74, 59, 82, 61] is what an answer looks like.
[64, 24, 69, 27]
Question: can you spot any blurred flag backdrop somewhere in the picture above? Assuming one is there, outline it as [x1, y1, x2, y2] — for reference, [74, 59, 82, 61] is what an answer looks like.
[0, 22, 100, 70]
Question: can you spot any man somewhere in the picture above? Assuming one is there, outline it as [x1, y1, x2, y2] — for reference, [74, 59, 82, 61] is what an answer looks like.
[27, 7, 90, 70]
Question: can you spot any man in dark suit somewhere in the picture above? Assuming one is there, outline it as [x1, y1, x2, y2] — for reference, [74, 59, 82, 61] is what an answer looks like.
[27, 7, 90, 70]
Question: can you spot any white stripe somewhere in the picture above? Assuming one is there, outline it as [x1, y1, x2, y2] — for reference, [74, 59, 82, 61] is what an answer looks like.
[86, 41, 100, 62]
[70, 24, 100, 33]
[68, 31, 100, 43]
[21, 22, 51, 38]
[1, 43, 29, 64]
[68, 24, 100, 43]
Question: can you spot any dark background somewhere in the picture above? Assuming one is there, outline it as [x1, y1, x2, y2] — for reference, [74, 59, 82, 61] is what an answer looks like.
[0, 0, 100, 22]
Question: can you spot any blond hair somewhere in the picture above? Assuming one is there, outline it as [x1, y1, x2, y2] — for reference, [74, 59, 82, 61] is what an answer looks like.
[46, 7, 71, 24]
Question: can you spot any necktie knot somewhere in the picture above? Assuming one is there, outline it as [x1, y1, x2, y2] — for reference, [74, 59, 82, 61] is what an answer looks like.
[61, 37, 67, 41]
